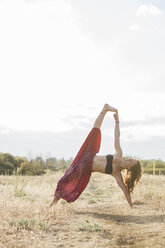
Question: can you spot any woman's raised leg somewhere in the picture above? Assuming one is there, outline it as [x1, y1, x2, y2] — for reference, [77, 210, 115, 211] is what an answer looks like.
[93, 104, 116, 129]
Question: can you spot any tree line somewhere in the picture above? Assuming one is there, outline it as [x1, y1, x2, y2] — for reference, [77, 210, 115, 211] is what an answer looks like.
[0, 152, 73, 175]
[141, 159, 165, 175]
[0, 152, 165, 176]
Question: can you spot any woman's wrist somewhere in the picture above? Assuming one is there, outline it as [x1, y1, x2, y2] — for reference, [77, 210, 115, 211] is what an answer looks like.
[116, 121, 120, 123]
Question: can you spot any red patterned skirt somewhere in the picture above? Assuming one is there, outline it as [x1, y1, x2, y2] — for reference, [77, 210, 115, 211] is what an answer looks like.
[54, 128, 101, 202]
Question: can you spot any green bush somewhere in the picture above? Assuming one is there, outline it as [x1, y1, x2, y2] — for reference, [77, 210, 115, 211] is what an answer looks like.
[0, 161, 14, 175]
[141, 159, 165, 169]
[0, 153, 27, 174]
[45, 157, 57, 171]
[18, 161, 45, 176]
[143, 168, 165, 175]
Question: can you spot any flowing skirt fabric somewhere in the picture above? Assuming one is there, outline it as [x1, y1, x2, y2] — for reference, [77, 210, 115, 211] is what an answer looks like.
[54, 128, 101, 202]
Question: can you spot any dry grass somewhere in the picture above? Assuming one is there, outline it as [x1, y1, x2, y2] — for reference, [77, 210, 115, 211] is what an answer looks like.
[0, 172, 165, 248]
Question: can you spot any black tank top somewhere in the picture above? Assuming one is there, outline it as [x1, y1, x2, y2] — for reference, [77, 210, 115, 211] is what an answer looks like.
[105, 154, 113, 174]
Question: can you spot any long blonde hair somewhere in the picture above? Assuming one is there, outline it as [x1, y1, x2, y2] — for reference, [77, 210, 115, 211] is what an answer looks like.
[124, 161, 142, 193]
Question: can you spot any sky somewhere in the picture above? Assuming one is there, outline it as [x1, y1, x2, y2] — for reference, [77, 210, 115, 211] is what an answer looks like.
[0, 0, 165, 160]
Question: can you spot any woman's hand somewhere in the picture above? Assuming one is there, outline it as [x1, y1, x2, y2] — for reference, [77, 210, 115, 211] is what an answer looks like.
[113, 110, 119, 123]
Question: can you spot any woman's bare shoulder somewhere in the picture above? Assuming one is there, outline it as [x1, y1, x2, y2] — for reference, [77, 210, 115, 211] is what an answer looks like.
[113, 153, 122, 163]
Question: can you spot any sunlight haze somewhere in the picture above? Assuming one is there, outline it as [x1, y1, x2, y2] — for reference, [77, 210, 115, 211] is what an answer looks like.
[0, 0, 164, 160]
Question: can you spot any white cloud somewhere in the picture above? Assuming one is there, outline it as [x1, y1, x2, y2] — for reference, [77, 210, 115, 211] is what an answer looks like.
[129, 24, 140, 31]
[136, 4, 163, 17]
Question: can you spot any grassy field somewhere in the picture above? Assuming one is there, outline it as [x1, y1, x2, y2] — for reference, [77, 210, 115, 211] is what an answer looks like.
[0, 172, 165, 248]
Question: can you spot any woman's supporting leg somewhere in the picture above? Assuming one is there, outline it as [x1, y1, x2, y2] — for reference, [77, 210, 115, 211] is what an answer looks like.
[93, 104, 116, 129]
[50, 192, 61, 206]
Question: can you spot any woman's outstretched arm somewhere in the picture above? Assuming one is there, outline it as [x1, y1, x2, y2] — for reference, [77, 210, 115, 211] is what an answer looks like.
[113, 110, 122, 158]
[93, 103, 116, 129]
[115, 174, 133, 208]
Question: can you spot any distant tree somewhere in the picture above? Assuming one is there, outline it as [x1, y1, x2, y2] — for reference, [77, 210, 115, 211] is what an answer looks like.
[55, 158, 66, 171]
[55, 157, 73, 171]
[0, 153, 25, 171]
[0, 159, 14, 175]
[15, 156, 27, 170]
[18, 160, 45, 176]
[45, 157, 57, 171]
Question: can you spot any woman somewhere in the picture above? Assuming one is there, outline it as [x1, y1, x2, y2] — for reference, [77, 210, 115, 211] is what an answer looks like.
[51, 104, 141, 208]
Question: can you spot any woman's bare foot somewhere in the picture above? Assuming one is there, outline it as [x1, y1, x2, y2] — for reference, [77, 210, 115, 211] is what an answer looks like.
[50, 194, 60, 207]
[103, 103, 117, 112]
[50, 199, 58, 207]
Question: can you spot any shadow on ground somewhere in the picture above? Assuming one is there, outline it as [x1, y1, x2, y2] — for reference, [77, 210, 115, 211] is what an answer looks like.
[75, 211, 165, 224]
